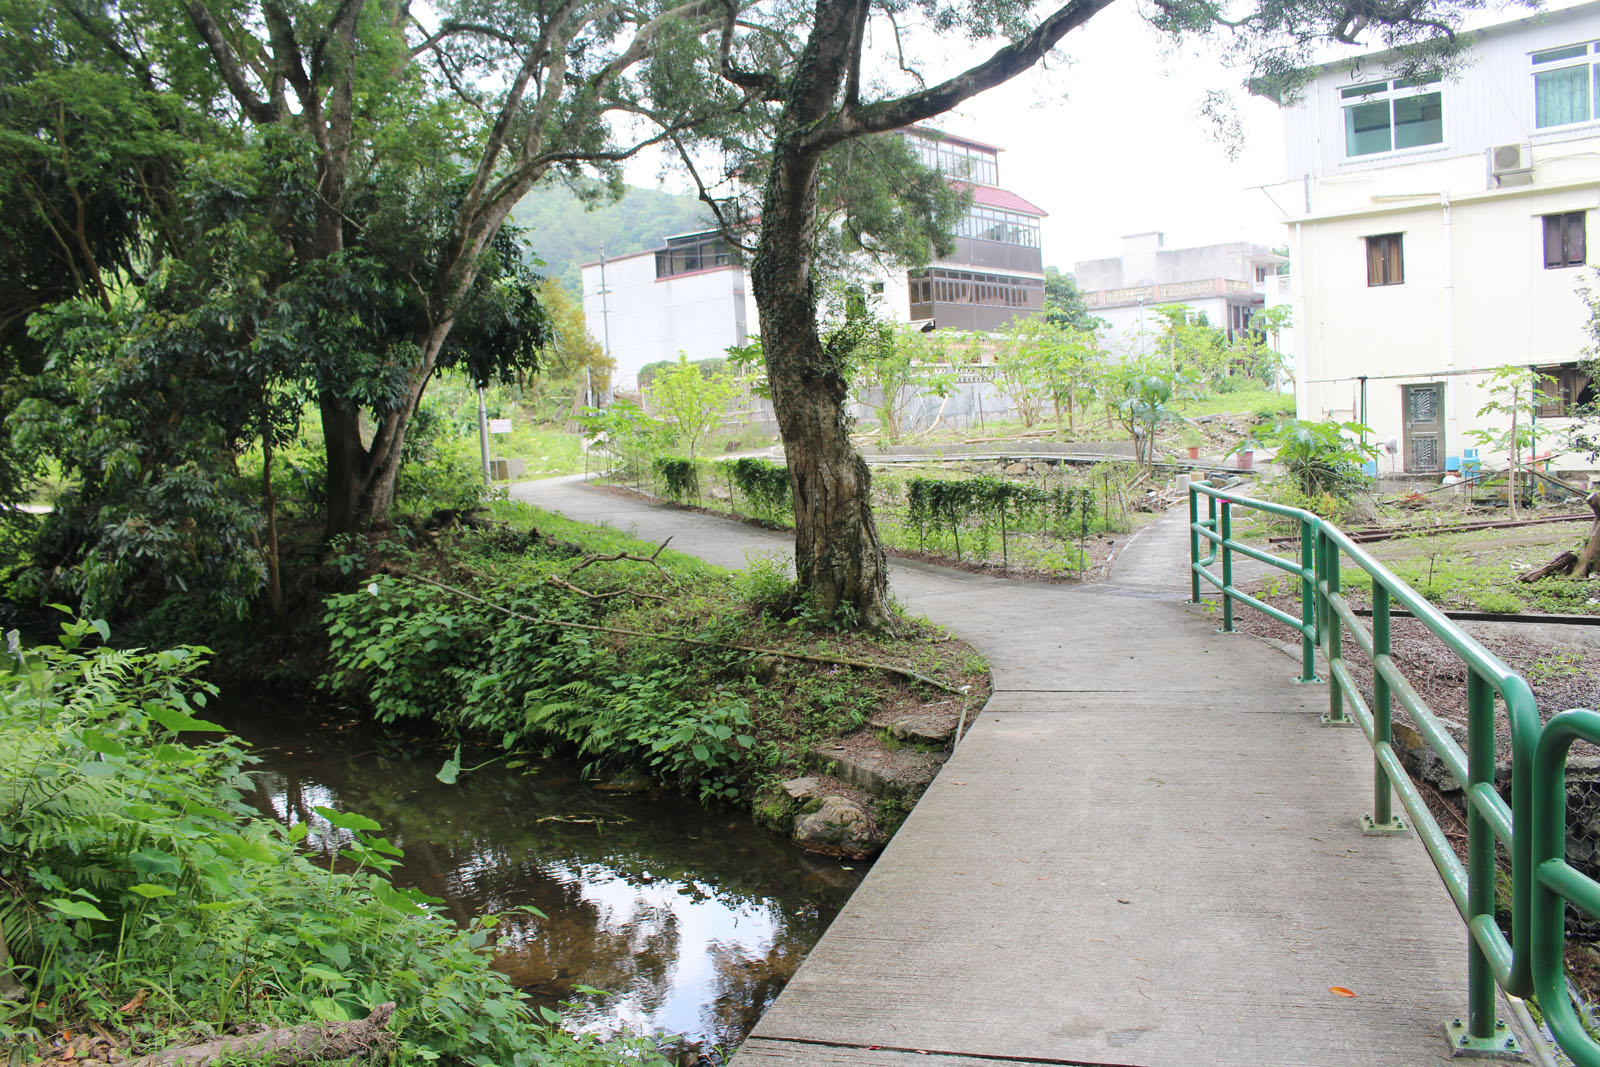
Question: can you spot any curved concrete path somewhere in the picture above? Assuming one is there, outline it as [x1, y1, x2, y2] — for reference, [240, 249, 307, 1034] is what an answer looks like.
[513, 476, 1522, 1067]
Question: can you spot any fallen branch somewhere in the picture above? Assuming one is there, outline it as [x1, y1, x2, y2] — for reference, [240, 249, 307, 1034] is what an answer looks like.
[130, 1003, 395, 1066]
[569, 536, 678, 586]
[545, 574, 667, 602]
[406, 574, 963, 694]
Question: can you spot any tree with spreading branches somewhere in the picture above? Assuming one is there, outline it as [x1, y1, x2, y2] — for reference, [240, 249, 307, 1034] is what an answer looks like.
[14, 0, 755, 536]
[675, 0, 1494, 627]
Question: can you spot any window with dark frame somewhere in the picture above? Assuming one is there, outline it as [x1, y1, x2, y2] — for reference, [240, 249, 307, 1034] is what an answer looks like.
[1366, 233, 1404, 286]
[1534, 362, 1596, 416]
[1543, 212, 1587, 269]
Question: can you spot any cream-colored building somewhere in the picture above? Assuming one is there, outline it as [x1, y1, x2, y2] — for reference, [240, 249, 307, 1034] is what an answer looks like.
[1272, 2, 1600, 475]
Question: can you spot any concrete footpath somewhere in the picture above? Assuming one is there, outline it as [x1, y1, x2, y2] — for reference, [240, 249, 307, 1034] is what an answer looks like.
[513, 476, 1523, 1067]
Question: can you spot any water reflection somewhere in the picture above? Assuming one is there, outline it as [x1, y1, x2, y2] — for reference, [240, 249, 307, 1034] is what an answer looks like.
[222, 712, 863, 1053]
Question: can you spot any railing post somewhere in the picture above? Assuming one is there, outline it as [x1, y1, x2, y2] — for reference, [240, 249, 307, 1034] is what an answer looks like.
[1446, 670, 1511, 1053]
[1363, 585, 1405, 834]
[1218, 499, 1235, 633]
[1189, 488, 1201, 604]
[1320, 531, 1349, 727]
[1297, 516, 1318, 684]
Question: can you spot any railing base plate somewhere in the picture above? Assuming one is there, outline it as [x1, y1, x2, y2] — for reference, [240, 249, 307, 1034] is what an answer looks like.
[1292, 675, 1323, 686]
[1319, 713, 1356, 728]
[1360, 815, 1407, 836]
[1444, 1019, 1525, 1060]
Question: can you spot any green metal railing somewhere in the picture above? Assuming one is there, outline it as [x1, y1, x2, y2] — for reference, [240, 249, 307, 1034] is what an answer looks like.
[1189, 482, 1600, 1063]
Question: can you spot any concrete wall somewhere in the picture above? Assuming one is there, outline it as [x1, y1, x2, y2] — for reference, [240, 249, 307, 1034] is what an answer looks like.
[1273, 2, 1600, 472]
[581, 252, 759, 391]
[1281, 1, 1600, 182]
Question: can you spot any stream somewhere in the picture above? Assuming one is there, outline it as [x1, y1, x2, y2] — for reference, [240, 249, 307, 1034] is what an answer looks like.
[216, 707, 865, 1056]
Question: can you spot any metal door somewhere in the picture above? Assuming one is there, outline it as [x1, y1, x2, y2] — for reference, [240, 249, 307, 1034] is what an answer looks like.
[1402, 383, 1443, 473]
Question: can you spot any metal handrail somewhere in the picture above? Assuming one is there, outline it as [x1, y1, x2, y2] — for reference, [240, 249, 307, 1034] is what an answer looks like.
[1188, 482, 1591, 1061]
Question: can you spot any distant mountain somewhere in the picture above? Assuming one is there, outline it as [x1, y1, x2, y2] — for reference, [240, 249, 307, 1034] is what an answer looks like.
[510, 184, 713, 295]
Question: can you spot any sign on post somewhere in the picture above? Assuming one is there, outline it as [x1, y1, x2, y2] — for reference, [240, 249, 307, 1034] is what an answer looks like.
[488, 418, 513, 435]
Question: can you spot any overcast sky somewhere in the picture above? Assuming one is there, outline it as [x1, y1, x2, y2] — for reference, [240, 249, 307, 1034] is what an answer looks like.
[625, 0, 1564, 274]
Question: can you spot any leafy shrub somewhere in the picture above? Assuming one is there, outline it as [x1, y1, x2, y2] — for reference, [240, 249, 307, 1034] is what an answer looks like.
[322, 560, 758, 802]
[396, 399, 485, 515]
[653, 456, 699, 501]
[0, 619, 667, 1065]
[722, 457, 791, 521]
[1233, 418, 1376, 499]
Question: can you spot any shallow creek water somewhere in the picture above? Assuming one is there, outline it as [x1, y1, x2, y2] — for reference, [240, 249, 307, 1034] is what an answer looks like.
[216, 709, 865, 1055]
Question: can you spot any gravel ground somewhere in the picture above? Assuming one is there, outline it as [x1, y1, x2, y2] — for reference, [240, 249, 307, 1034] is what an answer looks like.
[1229, 586, 1600, 743]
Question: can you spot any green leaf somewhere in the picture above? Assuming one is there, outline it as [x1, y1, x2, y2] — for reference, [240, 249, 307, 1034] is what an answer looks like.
[314, 806, 382, 832]
[79, 728, 126, 757]
[436, 744, 462, 785]
[128, 883, 177, 899]
[302, 964, 347, 984]
[691, 744, 710, 763]
[47, 898, 109, 921]
[130, 848, 182, 878]
[144, 702, 225, 733]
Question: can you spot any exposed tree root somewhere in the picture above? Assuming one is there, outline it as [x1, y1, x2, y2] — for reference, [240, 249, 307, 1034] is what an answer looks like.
[128, 1003, 395, 1066]
[1518, 491, 1600, 582]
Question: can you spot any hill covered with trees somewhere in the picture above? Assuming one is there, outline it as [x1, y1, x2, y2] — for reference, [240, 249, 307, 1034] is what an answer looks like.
[512, 184, 712, 294]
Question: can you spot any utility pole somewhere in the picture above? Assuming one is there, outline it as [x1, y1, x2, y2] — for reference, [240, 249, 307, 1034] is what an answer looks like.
[476, 382, 492, 486]
[596, 243, 613, 405]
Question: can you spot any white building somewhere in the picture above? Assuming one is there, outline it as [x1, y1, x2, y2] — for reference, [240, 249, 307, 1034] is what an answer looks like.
[1271, 2, 1600, 475]
[578, 129, 1050, 392]
[1074, 232, 1288, 357]
[580, 230, 758, 392]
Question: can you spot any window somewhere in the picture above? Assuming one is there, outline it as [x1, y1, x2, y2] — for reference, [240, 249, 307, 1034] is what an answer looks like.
[954, 206, 1041, 247]
[907, 267, 1044, 313]
[1366, 233, 1404, 286]
[1534, 362, 1596, 416]
[654, 233, 733, 278]
[1543, 211, 1587, 268]
[1534, 42, 1600, 128]
[904, 133, 999, 185]
[1341, 79, 1443, 157]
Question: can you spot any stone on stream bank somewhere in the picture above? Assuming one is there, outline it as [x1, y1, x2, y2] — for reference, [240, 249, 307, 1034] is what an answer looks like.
[765, 720, 960, 860]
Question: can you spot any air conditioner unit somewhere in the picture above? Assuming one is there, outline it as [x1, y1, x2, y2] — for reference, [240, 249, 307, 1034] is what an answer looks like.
[1488, 143, 1533, 186]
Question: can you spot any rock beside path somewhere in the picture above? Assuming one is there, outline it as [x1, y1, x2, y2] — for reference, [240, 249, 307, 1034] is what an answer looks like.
[791, 797, 883, 859]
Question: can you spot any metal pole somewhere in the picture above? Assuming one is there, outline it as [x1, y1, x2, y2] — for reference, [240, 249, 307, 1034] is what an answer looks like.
[1322, 532, 1348, 726]
[477, 384, 492, 486]
[1188, 487, 1201, 604]
[1298, 517, 1317, 682]
[1371, 584, 1396, 827]
[1465, 669, 1498, 1044]
[1220, 500, 1234, 633]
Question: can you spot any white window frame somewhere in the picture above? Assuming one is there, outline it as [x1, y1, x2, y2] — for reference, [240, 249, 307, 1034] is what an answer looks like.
[1339, 78, 1444, 159]
[1532, 42, 1600, 130]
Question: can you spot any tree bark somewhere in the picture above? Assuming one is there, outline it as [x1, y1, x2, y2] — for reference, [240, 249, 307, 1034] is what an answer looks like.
[751, 6, 893, 626]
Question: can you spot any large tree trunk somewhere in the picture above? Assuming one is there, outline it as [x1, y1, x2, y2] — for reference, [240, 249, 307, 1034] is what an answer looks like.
[321, 395, 370, 538]
[751, 129, 892, 629]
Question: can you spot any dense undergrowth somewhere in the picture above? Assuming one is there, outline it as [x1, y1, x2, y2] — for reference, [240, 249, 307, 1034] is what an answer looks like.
[0, 619, 671, 1065]
[320, 500, 986, 808]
